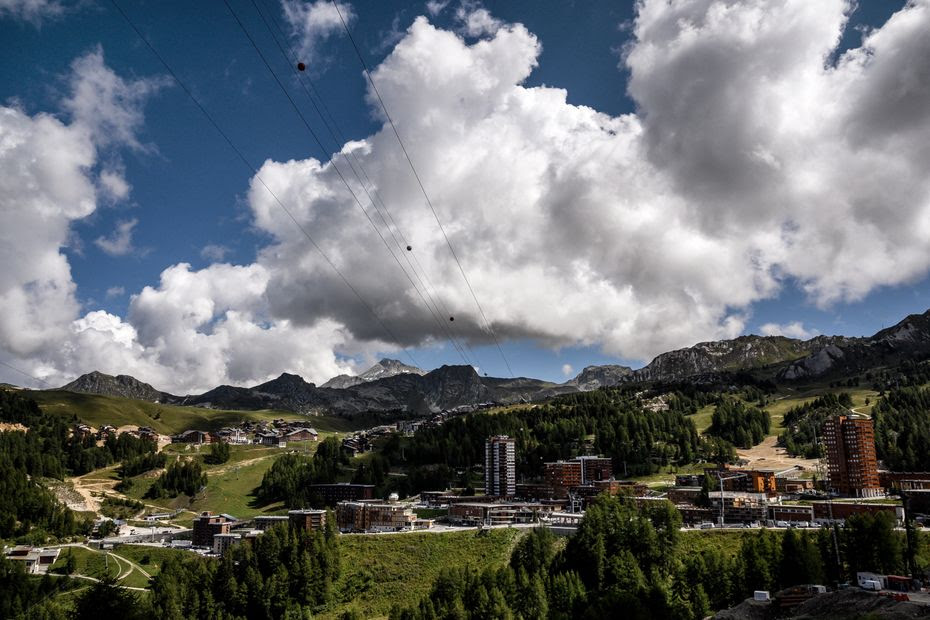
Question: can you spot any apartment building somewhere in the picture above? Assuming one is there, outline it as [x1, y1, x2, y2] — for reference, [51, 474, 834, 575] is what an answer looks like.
[485, 436, 516, 498]
[287, 509, 327, 531]
[335, 501, 416, 532]
[822, 415, 882, 497]
[192, 512, 233, 547]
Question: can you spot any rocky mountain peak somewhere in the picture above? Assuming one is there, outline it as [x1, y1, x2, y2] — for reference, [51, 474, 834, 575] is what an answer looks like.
[254, 373, 315, 393]
[360, 358, 425, 381]
[568, 364, 634, 391]
[60, 371, 170, 402]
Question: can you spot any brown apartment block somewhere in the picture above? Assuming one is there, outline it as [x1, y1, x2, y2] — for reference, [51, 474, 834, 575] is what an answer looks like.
[544, 461, 582, 498]
[812, 501, 902, 523]
[192, 512, 232, 547]
[543, 456, 613, 498]
[879, 471, 930, 491]
[287, 509, 327, 531]
[822, 415, 882, 498]
[335, 501, 415, 532]
[705, 466, 778, 495]
[578, 456, 613, 483]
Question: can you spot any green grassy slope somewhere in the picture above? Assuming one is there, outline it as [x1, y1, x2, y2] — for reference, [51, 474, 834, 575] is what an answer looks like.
[50, 546, 122, 580]
[322, 528, 524, 619]
[687, 385, 881, 437]
[26, 389, 363, 434]
[117, 442, 310, 520]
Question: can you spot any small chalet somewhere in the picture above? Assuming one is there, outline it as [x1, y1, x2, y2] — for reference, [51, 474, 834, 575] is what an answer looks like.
[257, 432, 286, 448]
[172, 429, 211, 444]
[285, 427, 318, 442]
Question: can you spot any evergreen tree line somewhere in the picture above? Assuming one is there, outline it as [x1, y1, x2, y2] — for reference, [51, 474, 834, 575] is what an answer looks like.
[0, 389, 156, 478]
[146, 459, 207, 499]
[347, 451, 474, 501]
[205, 441, 231, 465]
[1, 519, 342, 620]
[254, 436, 348, 507]
[873, 386, 930, 471]
[779, 393, 852, 458]
[119, 450, 168, 478]
[0, 390, 161, 537]
[391, 498, 913, 620]
[663, 388, 720, 415]
[0, 553, 76, 620]
[706, 399, 771, 449]
[664, 385, 771, 414]
[388, 389, 704, 483]
[143, 520, 342, 619]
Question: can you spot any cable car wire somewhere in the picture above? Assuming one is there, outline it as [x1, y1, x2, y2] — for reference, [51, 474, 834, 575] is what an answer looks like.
[0, 360, 53, 389]
[108, 0, 421, 368]
[245, 0, 482, 368]
[222, 0, 476, 367]
[330, 0, 515, 377]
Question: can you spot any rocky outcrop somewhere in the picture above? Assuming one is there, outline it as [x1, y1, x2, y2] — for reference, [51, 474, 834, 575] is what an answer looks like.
[320, 358, 425, 389]
[777, 310, 930, 381]
[633, 335, 820, 382]
[778, 344, 846, 380]
[60, 371, 172, 402]
[574, 309, 930, 385]
[318, 374, 364, 390]
[55, 308, 930, 416]
[567, 365, 634, 391]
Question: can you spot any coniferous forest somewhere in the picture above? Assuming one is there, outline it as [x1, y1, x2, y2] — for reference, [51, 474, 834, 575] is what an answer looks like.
[706, 399, 771, 449]
[389, 497, 911, 620]
[779, 393, 852, 458]
[0, 390, 153, 539]
[4, 375, 930, 619]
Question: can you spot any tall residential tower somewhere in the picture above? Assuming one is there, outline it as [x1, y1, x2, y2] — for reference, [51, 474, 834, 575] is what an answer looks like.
[485, 435, 516, 498]
[822, 414, 881, 498]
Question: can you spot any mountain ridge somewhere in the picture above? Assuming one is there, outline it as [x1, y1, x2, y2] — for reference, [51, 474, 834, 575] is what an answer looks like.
[320, 358, 425, 389]
[55, 308, 930, 416]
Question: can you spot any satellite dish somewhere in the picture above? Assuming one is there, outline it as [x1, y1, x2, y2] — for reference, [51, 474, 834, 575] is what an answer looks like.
[297, 62, 306, 71]
[406, 245, 412, 251]
[449, 316, 455, 322]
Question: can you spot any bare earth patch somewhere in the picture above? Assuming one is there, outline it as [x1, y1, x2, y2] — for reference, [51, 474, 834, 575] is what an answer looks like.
[47, 479, 93, 512]
[736, 435, 819, 473]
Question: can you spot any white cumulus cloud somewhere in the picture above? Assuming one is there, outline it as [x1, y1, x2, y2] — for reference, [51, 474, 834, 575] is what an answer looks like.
[244, 1, 930, 364]
[455, 1, 501, 37]
[759, 322, 819, 340]
[63, 47, 167, 150]
[4, 1, 930, 392]
[94, 218, 138, 256]
[281, 0, 355, 65]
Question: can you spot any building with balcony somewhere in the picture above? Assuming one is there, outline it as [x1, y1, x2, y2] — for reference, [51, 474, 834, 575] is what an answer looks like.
[336, 501, 416, 532]
[192, 512, 233, 547]
[485, 436, 516, 498]
[822, 415, 881, 498]
[288, 509, 327, 531]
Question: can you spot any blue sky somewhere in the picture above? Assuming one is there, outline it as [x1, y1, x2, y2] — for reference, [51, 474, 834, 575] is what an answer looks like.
[1, 0, 928, 390]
